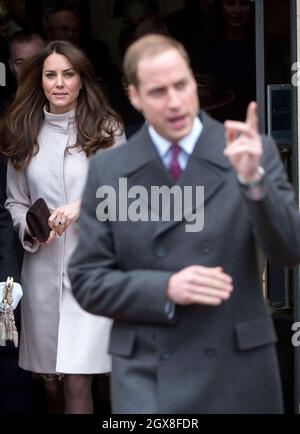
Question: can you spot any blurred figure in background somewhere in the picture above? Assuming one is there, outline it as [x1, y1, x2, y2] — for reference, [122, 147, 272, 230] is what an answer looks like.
[45, 9, 114, 91]
[212, 0, 255, 120]
[165, 0, 217, 45]
[0, 31, 45, 115]
[0, 0, 25, 39]
[9, 31, 45, 82]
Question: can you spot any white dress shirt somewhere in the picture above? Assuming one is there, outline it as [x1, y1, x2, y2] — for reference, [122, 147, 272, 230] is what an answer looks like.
[148, 117, 203, 171]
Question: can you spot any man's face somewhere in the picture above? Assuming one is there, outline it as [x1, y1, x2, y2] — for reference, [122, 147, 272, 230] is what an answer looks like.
[222, 0, 251, 29]
[9, 38, 44, 80]
[50, 11, 80, 45]
[195, 0, 215, 16]
[129, 49, 199, 143]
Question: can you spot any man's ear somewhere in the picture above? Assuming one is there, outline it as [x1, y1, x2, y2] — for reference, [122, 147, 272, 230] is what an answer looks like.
[128, 84, 142, 112]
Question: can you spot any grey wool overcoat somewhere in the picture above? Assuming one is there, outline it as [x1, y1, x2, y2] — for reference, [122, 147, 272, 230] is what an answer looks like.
[69, 112, 300, 413]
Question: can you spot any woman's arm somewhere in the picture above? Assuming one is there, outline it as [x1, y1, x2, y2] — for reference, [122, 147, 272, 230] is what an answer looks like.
[5, 162, 39, 252]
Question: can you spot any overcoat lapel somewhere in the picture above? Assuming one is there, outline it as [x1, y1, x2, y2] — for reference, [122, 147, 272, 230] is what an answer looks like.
[121, 112, 232, 236]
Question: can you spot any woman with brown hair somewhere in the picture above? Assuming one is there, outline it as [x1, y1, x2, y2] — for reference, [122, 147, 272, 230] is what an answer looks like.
[1, 40, 125, 413]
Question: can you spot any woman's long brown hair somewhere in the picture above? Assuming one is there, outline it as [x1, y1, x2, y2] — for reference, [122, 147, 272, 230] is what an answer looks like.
[1, 40, 123, 169]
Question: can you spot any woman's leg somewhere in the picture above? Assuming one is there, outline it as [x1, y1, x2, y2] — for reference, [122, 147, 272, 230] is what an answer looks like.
[64, 374, 93, 414]
[93, 373, 111, 413]
[42, 376, 65, 414]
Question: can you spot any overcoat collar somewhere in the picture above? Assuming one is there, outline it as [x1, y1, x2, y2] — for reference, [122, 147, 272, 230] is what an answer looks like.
[120, 111, 232, 235]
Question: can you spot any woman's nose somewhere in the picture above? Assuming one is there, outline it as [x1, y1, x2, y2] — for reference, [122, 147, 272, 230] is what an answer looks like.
[56, 75, 64, 87]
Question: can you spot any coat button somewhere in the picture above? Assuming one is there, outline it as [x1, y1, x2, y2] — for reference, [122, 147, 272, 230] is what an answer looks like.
[201, 242, 211, 254]
[204, 348, 217, 358]
[160, 349, 172, 360]
[155, 247, 167, 258]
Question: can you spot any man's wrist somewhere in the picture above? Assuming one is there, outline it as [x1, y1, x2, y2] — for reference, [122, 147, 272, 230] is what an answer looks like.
[237, 166, 265, 200]
[237, 166, 265, 187]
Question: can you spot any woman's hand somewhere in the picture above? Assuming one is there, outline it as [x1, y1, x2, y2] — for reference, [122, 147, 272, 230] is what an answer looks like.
[25, 225, 56, 245]
[48, 199, 81, 236]
[41, 229, 57, 245]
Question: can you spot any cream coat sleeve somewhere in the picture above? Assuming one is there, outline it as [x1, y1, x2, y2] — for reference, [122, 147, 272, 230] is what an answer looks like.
[5, 162, 39, 253]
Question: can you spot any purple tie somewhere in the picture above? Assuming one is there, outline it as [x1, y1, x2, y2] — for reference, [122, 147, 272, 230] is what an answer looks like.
[169, 143, 182, 181]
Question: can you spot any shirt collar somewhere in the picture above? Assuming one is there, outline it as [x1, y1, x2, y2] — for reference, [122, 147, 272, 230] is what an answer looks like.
[148, 116, 203, 159]
[43, 106, 76, 131]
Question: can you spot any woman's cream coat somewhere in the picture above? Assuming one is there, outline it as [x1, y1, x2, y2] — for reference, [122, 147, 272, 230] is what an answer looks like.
[6, 109, 125, 373]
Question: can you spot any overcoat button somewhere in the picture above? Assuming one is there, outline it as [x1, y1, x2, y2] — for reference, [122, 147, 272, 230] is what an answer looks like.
[204, 348, 217, 358]
[155, 247, 167, 258]
[160, 350, 172, 360]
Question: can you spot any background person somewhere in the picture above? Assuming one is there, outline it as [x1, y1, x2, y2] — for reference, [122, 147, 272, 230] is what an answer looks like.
[0, 31, 45, 116]
[9, 31, 45, 82]
[45, 9, 114, 92]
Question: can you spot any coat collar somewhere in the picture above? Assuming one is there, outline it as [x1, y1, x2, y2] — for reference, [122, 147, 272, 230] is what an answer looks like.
[122, 111, 231, 180]
[43, 107, 76, 131]
[120, 112, 232, 236]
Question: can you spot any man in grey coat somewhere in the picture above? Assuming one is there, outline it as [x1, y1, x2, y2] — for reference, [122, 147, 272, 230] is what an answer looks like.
[69, 34, 300, 413]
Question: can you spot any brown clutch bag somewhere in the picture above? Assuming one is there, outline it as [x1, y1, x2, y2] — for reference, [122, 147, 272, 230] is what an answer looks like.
[26, 198, 51, 242]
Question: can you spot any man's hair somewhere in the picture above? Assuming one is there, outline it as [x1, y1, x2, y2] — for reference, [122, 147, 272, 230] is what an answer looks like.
[9, 31, 45, 58]
[123, 34, 191, 88]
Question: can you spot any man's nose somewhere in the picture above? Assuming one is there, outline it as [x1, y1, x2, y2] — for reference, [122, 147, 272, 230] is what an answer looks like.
[234, 1, 241, 12]
[168, 89, 181, 108]
[67, 29, 75, 40]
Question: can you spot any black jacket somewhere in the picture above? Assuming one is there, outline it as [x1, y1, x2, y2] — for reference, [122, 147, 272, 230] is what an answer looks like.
[0, 187, 20, 281]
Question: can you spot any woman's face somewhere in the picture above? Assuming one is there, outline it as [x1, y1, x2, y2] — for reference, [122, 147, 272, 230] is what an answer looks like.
[222, 0, 251, 29]
[42, 52, 81, 114]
